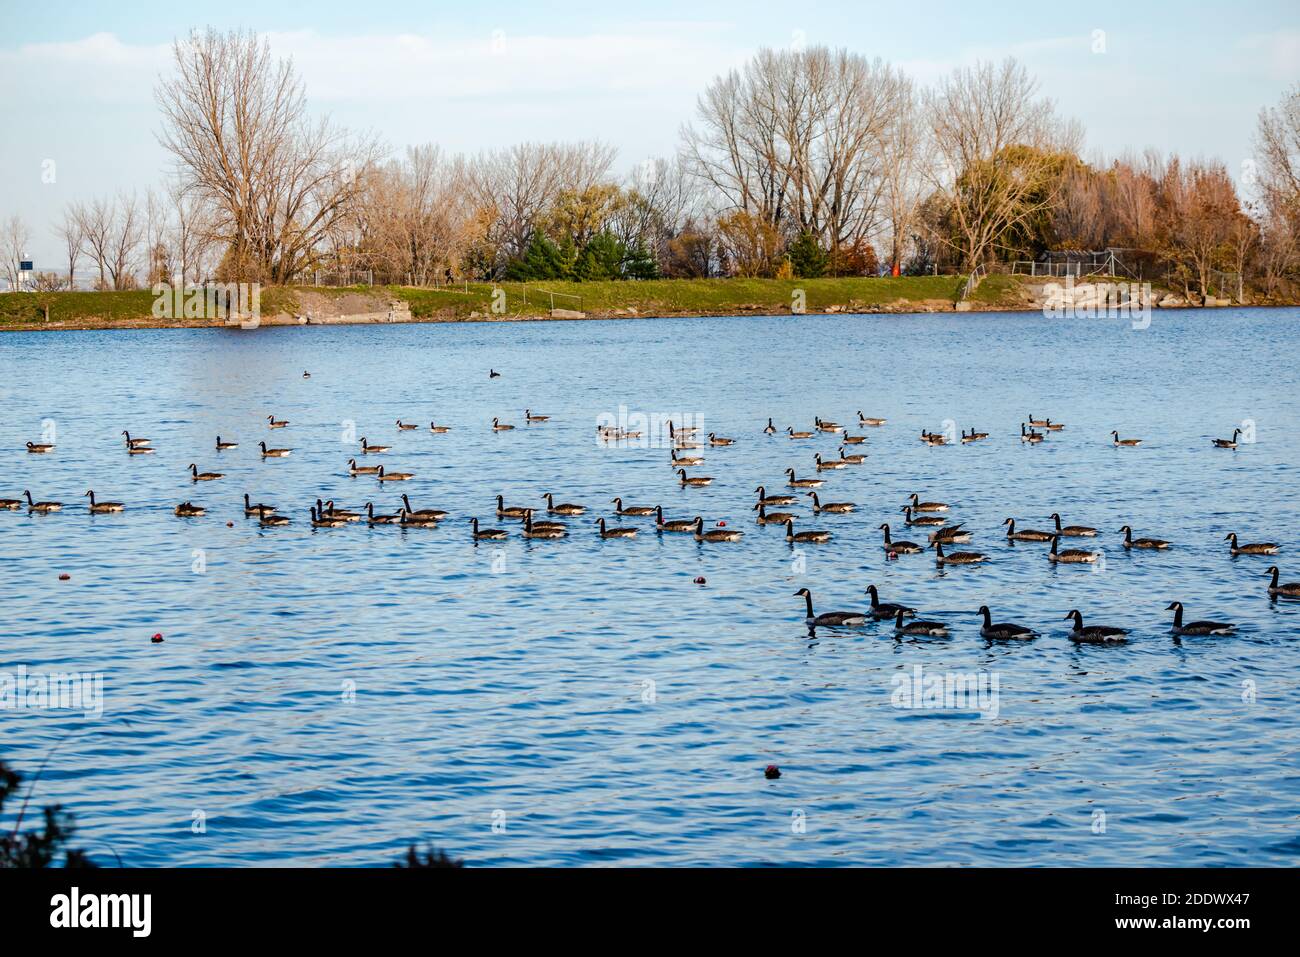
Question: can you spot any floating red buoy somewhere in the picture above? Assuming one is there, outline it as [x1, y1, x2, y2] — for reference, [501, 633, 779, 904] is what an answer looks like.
[58, 573, 70, 581]
[717, 520, 726, 527]
[151, 633, 164, 643]
[226, 521, 234, 528]
[694, 576, 706, 585]
[886, 550, 898, 561]
[765, 765, 781, 779]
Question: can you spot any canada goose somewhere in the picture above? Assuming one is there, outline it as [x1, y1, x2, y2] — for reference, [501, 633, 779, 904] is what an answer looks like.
[678, 469, 713, 487]
[84, 490, 124, 513]
[784, 469, 823, 488]
[310, 505, 348, 528]
[754, 503, 798, 525]
[596, 517, 637, 539]
[1212, 429, 1242, 449]
[786, 427, 814, 439]
[814, 453, 846, 471]
[934, 541, 988, 565]
[879, 524, 921, 554]
[707, 432, 734, 446]
[978, 606, 1038, 640]
[525, 409, 550, 423]
[1166, 601, 1235, 636]
[1265, 566, 1300, 599]
[360, 437, 390, 453]
[841, 434, 867, 445]
[429, 422, 451, 433]
[23, 491, 60, 511]
[669, 450, 704, 467]
[1043, 419, 1065, 431]
[1120, 525, 1169, 550]
[929, 524, 972, 544]
[495, 495, 529, 520]
[397, 508, 439, 528]
[543, 493, 585, 515]
[126, 443, 154, 455]
[783, 519, 830, 544]
[259, 441, 292, 458]
[492, 417, 515, 431]
[322, 500, 362, 522]
[303, 371, 311, 378]
[121, 430, 151, 448]
[755, 486, 797, 506]
[365, 502, 401, 524]
[1027, 414, 1051, 428]
[1049, 513, 1096, 537]
[267, 415, 288, 428]
[1048, 534, 1099, 564]
[901, 506, 945, 527]
[257, 506, 290, 527]
[470, 517, 507, 539]
[522, 513, 565, 539]
[1020, 424, 1045, 443]
[794, 588, 867, 628]
[0, 495, 22, 510]
[962, 428, 990, 442]
[348, 458, 381, 475]
[523, 510, 566, 532]
[1110, 431, 1142, 447]
[894, 607, 948, 637]
[174, 501, 205, 517]
[26, 441, 54, 453]
[920, 430, 947, 445]
[1064, 609, 1128, 643]
[1004, 517, 1053, 542]
[396, 419, 419, 431]
[400, 495, 447, 521]
[216, 436, 238, 450]
[244, 493, 274, 516]
[611, 497, 656, 516]
[909, 493, 949, 513]
[188, 464, 224, 482]
[763, 418, 777, 435]
[837, 446, 866, 464]
[1225, 533, 1278, 556]
[815, 417, 843, 433]
[857, 411, 886, 427]
[489, 369, 501, 378]
[807, 492, 854, 514]
[375, 466, 414, 481]
[865, 584, 916, 619]
[654, 505, 696, 533]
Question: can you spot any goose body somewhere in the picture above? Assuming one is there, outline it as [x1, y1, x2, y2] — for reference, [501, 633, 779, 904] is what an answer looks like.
[470, 517, 507, 539]
[841, 434, 867, 445]
[1212, 429, 1241, 449]
[784, 469, 823, 489]
[360, 437, 390, 453]
[1226, 533, 1278, 556]
[396, 419, 419, 431]
[763, 418, 777, 435]
[754, 504, 798, 525]
[794, 588, 866, 628]
[909, 493, 949, 513]
[786, 427, 814, 439]
[375, 466, 414, 481]
[267, 415, 288, 429]
[814, 453, 846, 471]
[397, 508, 439, 528]
[755, 486, 797, 506]
[429, 422, 452, 433]
[1050, 513, 1096, 537]
[707, 432, 735, 446]
[654, 506, 695, 533]
[0, 496, 22, 510]
[259, 441, 292, 458]
[920, 430, 947, 445]
[174, 501, 205, 517]
[491, 418, 515, 432]
[596, 517, 637, 538]
[543, 493, 585, 515]
[678, 469, 713, 487]
[522, 509, 565, 531]
[257, 506, 290, 527]
[857, 411, 886, 427]
[522, 513, 565, 538]
[1004, 517, 1054, 542]
[879, 524, 921, 554]
[1020, 424, 1045, 444]
[1110, 431, 1141, 447]
[216, 436, 238, 450]
[127, 444, 155, 455]
[121, 431, 151, 448]
[866, 584, 916, 620]
[807, 492, 854, 514]
[668, 421, 699, 436]
[1043, 419, 1065, 431]
[694, 517, 742, 542]
[348, 458, 381, 475]
[979, 605, 1038, 640]
[365, 502, 401, 524]
[26, 442, 55, 453]
[495, 495, 529, 519]
[783, 519, 830, 544]
[1167, 602, 1235, 636]
[310, 505, 348, 528]
[1048, 534, 1099, 564]
[244, 493, 275, 516]
[894, 608, 948, 637]
[525, 410, 550, 422]
[934, 542, 988, 565]
[929, 525, 972, 544]
[669, 451, 704, 467]
[901, 506, 945, 527]
[321, 500, 362, 522]
[611, 497, 656, 516]
[962, 428, 990, 442]
[84, 490, 124, 513]
[400, 495, 447, 520]
[1065, 610, 1127, 643]
[1120, 525, 1169, 550]
[837, 446, 866, 465]
[1265, 566, 1300, 598]
[1027, 415, 1050, 428]
[189, 464, 224, 481]
[23, 490, 61, 512]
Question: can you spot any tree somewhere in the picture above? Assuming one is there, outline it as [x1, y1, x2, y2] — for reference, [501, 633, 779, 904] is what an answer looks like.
[788, 230, 828, 277]
[0, 214, 31, 291]
[1254, 85, 1300, 292]
[54, 208, 83, 289]
[0, 760, 95, 868]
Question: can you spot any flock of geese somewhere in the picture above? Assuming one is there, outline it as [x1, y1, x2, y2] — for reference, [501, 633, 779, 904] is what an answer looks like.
[7, 402, 1298, 643]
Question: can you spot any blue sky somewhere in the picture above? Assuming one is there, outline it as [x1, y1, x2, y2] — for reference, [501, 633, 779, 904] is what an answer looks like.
[3, 0, 1297, 265]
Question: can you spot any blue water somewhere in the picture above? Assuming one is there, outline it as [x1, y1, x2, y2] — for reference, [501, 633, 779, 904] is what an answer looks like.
[2, 307, 1298, 867]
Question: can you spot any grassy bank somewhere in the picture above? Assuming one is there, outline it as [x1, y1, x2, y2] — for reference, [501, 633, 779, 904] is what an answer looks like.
[0, 274, 1033, 330]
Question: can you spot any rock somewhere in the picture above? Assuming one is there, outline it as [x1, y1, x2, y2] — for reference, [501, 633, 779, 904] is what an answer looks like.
[550, 308, 586, 319]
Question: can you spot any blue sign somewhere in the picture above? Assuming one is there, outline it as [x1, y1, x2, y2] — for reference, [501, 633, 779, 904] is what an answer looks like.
[19, 261, 33, 271]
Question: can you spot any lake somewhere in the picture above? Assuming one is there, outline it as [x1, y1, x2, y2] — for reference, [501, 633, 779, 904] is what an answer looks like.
[2, 307, 1298, 866]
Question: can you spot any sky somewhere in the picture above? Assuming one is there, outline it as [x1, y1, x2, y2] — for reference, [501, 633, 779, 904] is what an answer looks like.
[2, 0, 1297, 266]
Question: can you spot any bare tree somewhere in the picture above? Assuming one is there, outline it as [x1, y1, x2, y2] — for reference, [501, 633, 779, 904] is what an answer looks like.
[54, 208, 84, 289]
[0, 214, 32, 290]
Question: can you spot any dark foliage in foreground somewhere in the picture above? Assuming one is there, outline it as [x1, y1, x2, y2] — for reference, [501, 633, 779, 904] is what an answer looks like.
[0, 760, 95, 868]
[394, 844, 464, 868]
